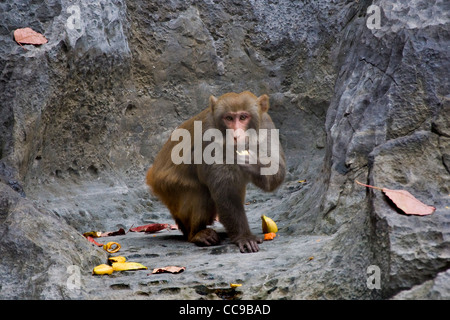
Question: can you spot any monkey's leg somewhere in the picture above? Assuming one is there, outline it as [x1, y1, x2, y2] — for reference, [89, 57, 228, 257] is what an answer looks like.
[190, 228, 220, 247]
[183, 189, 220, 247]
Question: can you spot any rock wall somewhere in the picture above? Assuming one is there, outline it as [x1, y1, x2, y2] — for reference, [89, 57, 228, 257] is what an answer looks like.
[0, 0, 448, 299]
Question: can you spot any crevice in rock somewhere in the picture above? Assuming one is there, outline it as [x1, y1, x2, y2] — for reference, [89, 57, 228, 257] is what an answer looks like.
[359, 57, 398, 86]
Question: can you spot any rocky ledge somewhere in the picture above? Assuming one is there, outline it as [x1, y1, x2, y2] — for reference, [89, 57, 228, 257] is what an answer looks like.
[0, 0, 448, 299]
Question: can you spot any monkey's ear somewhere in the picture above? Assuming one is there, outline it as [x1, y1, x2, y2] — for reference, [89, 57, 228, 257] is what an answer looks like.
[209, 95, 218, 110]
[257, 94, 270, 113]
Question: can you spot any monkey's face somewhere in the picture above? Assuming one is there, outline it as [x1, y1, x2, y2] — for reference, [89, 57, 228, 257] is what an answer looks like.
[210, 92, 264, 145]
[222, 111, 252, 143]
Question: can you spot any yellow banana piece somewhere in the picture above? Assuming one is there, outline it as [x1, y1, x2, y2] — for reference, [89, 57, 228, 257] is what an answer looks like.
[112, 262, 147, 272]
[92, 264, 114, 275]
[261, 215, 278, 233]
[108, 256, 126, 263]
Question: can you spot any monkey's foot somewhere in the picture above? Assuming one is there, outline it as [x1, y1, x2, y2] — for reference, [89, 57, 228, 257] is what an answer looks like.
[233, 234, 263, 253]
[191, 228, 221, 247]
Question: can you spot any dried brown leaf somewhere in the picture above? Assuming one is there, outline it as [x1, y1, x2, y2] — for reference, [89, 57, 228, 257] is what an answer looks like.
[355, 180, 436, 216]
[151, 266, 186, 274]
[382, 189, 435, 216]
[14, 27, 48, 45]
[100, 228, 126, 237]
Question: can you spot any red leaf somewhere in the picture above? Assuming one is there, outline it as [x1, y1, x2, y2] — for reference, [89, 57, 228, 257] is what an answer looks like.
[129, 223, 169, 233]
[100, 228, 126, 237]
[355, 180, 436, 216]
[85, 236, 103, 247]
[14, 27, 48, 45]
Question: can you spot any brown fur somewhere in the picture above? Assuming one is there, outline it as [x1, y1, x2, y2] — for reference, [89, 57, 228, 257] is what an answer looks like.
[146, 91, 285, 253]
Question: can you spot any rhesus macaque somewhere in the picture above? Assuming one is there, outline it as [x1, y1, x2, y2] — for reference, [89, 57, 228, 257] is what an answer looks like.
[146, 91, 285, 253]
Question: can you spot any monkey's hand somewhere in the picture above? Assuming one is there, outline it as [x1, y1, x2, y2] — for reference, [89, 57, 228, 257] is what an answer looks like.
[232, 234, 263, 253]
[236, 150, 260, 174]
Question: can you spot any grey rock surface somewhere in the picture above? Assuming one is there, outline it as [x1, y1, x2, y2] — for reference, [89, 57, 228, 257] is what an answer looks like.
[0, 0, 449, 299]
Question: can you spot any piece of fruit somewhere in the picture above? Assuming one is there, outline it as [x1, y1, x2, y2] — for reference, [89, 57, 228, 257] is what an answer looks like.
[92, 264, 114, 275]
[230, 283, 242, 288]
[83, 231, 102, 238]
[236, 150, 249, 156]
[103, 241, 121, 253]
[108, 256, 126, 263]
[112, 262, 147, 272]
[264, 232, 276, 241]
[261, 215, 278, 233]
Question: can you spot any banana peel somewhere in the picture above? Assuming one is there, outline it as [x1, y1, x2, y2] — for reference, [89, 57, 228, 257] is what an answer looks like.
[93, 257, 147, 275]
[112, 262, 147, 272]
[83, 231, 102, 238]
[103, 241, 121, 253]
[108, 256, 126, 263]
[92, 264, 114, 275]
[261, 215, 278, 233]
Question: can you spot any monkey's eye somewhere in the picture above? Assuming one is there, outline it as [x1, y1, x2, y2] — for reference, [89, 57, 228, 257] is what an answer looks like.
[239, 114, 248, 121]
[225, 115, 234, 121]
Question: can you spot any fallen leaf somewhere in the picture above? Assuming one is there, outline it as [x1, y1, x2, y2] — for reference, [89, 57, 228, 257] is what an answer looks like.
[230, 283, 242, 288]
[382, 189, 436, 216]
[355, 180, 435, 216]
[100, 228, 126, 237]
[129, 223, 170, 233]
[151, 266, 186, 274]
[85, 235, 103, 247]
[308, 256, 314, 261]
[14, 27, 48, 45]
[264, 232, 276, 241]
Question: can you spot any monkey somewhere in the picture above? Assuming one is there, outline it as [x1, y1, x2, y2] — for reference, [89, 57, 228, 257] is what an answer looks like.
[146, 91, 286, 253]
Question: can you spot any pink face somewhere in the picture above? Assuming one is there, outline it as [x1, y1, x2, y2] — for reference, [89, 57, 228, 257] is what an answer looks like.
[223, 111, 252, 142]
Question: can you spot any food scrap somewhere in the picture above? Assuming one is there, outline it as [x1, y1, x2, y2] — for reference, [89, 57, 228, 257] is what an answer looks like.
[261, 215, 278, 233]
[103, 241, 121, 253]
[264, 232, 276, 241]
[112, 262, 147, 272]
